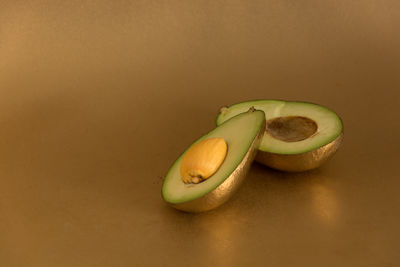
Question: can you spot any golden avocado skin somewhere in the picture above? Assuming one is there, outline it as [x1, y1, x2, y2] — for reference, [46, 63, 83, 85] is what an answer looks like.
[169, 120, 265, 212]
[256, 133, 343, 172]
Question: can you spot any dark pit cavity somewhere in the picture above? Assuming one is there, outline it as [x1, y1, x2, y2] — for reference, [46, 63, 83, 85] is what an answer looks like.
[266, 116, 318, 142]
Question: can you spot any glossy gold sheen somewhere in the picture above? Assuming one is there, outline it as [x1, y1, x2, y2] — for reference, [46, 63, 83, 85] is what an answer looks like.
[256, 132, 343, 172]
[2, 1, 400, 266]
[170, 120, 265, 212]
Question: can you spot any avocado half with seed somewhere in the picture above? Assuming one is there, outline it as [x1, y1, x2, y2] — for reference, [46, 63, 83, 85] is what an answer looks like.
[162, 108, 265, 212]
[216, 100, 343, 172]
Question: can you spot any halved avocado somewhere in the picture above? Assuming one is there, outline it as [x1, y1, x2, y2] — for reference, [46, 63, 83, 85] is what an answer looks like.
[162, 109, 265, 212]
[216, 100, 343, 172]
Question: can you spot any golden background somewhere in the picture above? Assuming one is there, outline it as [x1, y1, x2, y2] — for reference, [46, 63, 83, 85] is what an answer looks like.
[1, 1, 399, 266]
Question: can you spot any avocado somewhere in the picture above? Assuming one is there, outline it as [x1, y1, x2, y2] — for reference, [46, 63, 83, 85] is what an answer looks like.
[216, 100, 343, 172]
[162, 108, 265, 212]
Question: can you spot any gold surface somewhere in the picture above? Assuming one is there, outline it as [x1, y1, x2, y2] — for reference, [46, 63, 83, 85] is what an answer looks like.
[256, 133, 344, 172]
[1, 1, 400, 266]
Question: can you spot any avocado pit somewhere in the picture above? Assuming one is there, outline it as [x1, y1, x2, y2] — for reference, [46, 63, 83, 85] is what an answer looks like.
[266, 116, 318, 142]
[180, 137, 228, 184]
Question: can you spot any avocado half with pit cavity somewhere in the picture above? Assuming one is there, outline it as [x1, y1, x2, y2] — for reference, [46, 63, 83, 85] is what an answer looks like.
[162, 108, 265, 212]
[216, 100, 343, 172]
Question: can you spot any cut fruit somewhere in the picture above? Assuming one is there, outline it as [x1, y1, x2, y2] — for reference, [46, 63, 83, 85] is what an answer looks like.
[216, 100, 343, 172]
[162, 108, 265, 212]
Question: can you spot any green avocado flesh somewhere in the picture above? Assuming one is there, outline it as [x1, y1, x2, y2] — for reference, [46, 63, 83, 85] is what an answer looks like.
[162, 110, 265, 204]
[216, 100, 343, 155]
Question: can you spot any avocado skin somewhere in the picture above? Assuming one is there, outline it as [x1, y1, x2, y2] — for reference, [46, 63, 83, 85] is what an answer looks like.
[256, 133, 343, 172]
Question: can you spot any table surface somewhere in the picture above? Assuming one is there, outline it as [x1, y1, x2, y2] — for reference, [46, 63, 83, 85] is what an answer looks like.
[1, 1, 399, 266]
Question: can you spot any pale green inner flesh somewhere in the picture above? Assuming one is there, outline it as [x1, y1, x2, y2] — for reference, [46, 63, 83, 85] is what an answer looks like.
[162, 110, 265, 204]
[217, 100, 342, 154]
